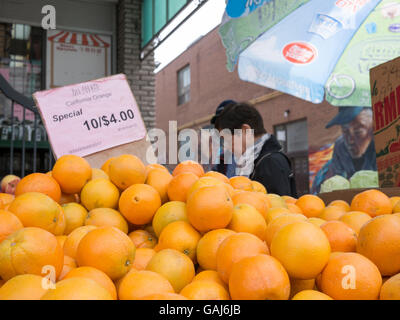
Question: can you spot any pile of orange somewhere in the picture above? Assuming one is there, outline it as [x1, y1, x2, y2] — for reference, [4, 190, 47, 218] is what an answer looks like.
[0, 156, 399, 300]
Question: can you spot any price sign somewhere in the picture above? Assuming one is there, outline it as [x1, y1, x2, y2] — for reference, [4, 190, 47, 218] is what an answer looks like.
[33, 74, 147, 159]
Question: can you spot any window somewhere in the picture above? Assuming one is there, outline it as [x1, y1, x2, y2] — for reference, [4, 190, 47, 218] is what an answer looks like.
[274, 119, 308, 154]
[177, 65, 190, 105]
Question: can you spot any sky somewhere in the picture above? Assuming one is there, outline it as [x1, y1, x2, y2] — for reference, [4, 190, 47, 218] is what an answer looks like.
[154, 0, 226, 73]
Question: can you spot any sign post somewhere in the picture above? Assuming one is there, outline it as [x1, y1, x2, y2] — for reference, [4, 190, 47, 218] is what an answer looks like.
[33, 74, 156, 168]
[370, 56, 400, 188]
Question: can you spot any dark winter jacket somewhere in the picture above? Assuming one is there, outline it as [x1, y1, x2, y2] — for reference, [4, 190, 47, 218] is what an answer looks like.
[250, 135, 297, 197]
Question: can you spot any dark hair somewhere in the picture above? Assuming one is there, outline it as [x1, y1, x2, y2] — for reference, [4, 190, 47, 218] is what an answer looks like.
[215, 102, 266, 136]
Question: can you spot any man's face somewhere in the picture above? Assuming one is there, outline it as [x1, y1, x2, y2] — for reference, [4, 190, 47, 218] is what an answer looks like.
[341, 110, 373, 159]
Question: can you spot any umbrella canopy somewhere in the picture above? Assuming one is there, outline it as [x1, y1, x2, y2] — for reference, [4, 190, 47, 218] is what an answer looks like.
[219, 0, 400, 106]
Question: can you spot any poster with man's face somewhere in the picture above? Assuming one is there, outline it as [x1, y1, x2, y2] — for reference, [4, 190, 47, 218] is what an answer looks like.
[309, 107, 377, 194]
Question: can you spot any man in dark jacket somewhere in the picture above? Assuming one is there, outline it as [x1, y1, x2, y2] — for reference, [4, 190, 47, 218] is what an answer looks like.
[215, 102, 297, 197]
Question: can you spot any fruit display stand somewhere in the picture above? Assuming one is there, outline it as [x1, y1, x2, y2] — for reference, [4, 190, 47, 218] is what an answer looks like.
[318, 187, 400, 204]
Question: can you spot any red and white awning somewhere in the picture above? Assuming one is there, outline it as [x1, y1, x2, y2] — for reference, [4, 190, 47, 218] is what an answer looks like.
[48, 31, 110, 48]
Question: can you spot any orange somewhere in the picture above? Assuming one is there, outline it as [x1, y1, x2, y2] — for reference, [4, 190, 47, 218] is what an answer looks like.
[145, 168, 173, 203]
[63, 225, 97, 260]
[265, 207, 291, 224]
[15, 173, 61, 203]
[64, 266, 117, 300]
[380, 273, 400, 300]
[85, 208, 128, 234]
[0, 210, 23, 242]
[8, 192, 66, 235]
[128, 230, 157, 249]
[232, 191, 270, 219]
[0, 274, 48, 300]
[145, 163, 169, 175]
[108, 154, 146, 190]
[204, 171, 230, 184]
[167, 172, 199, 202]
[390, 196, 400, 210]
[328, 200, 351, 212]
[118, 270, 174, 300]
[76, 226, 136, 280]
[41, 277, 113, 300]
[101, 157, 115, 176]
[132, 248, 156, 270]
[229, 176, 253, 191]
[186, 185, 233, 232]
[320, 221, 357, 252]
[180, 280, 230, 300]
[59, 193, 79, 205]
[320, 252, 382, 300]
[216, 232, 269, 283]
[229, 254, 290, 300]
[62, 202, 87, 235]
[270, 221, 331, 280]
[339, 211, 372, 236]
[146, 248, 195, 292]
[156, 221, 201, 261]
[90, 168, 109, 181]
[119, 184, 161, 225]
[0, 227, 63, 281]
[393, 201, 400, 213]
[0, 193, 14, 210]
[286, 203, 303, 214]
[251, 180, 267, 194]
[350, 189, 392, 217]
[52, 155, 92, 194]
[289, 278, 316, 299]
[318, 206, 346, 221]
[152, 201, 188, 237]
[192, 270, 227, 290]
[58, 255, 77, 281]
[196, 229, 235, 271]
[143, 293, 188, 300]
[267, 194, 288, 208]
[265, 213, 307, 247]
[56, 235, 67, 249]
[187, 176, 225, 199]
[228, 204, 267, 240]
[80, 178, 119, 211]
[356, 215, 400, 276]
[282, 196, 297, 204]
[172, 160, 204, 177]
[296, 195, 325, 218]
[307, 217, 326, 227]
[292, 290, 333, 300]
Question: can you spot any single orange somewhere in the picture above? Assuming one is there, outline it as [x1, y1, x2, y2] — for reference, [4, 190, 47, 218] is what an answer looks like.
[80, 178, 119, 211]
[0, 210, 23, 242]
[282, 196, 297, 204]
[119, 184, 161, 225]
[0, 227, 64, 281]
[229, 176, 253, 191]
[172, 160, 204, 177]
[52, 155, 92, 194]
[128, 230, 157, 248]
[232, 191, 270, 219]
[108, 154, 146, 190]
[318, 206, 346, 221]
[167, 172, 199, 202]
[270, 221, 331, 280]
[390, 196, 400, 210]
[0, 274, 48, 300]
[196, 229, 236, 271]
[192, 270, 227, 290]
[145, 168, 173, 203]
[186, 177, 225, 200]
[216, 232, 269, 283]
[320, 252, 382, 300]
[286, 203, 303, 214]
[229, 254, 290, 300]
[203, 171, 230, 184]
[63, 225, 97, 260]
[267, 194, 288, 209]
[186, 185, 233, 232]
[228, 203, 267, 240]
[85, 208, 128, 234]
[132, 248, 156, 270]
[180, 280, 230, 300]
[145, 163, 169, 175]
[265, 207, 291, 224]
[265, 213, 307, 247]
[328, 200, 351, 212]
[15, 173, 61, 203]
[339, 211, 372, 236]
[289, 278, 316, 299]
[59, 193, 79, 205]
[152, 201, 188, 237]
[0, 193, 14, 210]
[380, 273, 400, 300]
[307, 217, 326, 227]
[76, 226, 136, 280]
[350, 189, 392, 217]
[356, 215, 400, 276]
[296, 195, 326, 218]
[292, 290, 333, 300]
[62, 202, 87, 235]
[320, 221, 357, 252]
[251, 180, 267, 194]
[101, 158, 115, 175]
[90, 168, 109, 181]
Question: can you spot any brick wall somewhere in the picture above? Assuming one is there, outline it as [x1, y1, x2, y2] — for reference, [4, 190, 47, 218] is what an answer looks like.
[117, 0, 156, 130]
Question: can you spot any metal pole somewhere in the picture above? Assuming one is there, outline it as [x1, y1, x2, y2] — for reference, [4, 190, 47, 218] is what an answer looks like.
[9, 101, 14, 174]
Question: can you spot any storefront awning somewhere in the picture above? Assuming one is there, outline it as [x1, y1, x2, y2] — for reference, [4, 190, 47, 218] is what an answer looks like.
[48, 31, 110, 48]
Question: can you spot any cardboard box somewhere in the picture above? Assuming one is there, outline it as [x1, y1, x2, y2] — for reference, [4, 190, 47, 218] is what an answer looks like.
[370, 56, 400, 188]
[318, 187, 400, 204]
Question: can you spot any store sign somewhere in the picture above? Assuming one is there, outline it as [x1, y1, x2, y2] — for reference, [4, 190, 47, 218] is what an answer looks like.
[33, 74, 146, 159]
[46, 29, 111, 88]
[370, 56, 400, 187]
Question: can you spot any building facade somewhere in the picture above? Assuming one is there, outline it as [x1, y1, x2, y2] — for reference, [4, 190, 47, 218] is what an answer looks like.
[156, 27, 343, 195]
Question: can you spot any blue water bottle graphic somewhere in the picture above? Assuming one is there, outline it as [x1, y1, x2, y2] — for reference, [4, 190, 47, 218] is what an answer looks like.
[365, 22, 377, 34]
